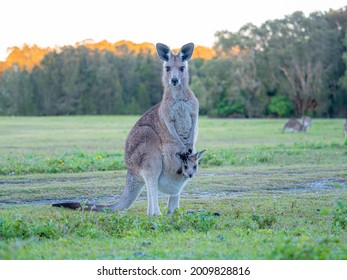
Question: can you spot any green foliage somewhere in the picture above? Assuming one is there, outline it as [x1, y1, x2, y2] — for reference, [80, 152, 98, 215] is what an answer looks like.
[338, 32, 347, 93]
[211, 10, 346, 117]
[332, 200, 347, 230]
[0, 210, 218, 242]
[1, 145, 296, 175]
[270, 236, 344, 260]
[251, 213, 278, 229]
[268, 96, 294, 117]
[1, 199, 346, 259]
[0, 47, 162, 116]
[0, 151, 125, 175]
[215, 99, 245, 118]
[321, 200, 347, 230]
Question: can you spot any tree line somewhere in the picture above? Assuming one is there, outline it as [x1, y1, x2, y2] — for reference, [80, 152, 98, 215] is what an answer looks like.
[0, 7, 347, 118]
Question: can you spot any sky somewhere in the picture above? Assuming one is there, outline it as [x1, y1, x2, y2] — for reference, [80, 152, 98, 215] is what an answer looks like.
[0, 0, 346, 60]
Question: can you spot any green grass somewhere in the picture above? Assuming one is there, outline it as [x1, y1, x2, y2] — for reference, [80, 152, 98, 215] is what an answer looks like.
[0, 116, 346, 259]
[1, 117, 346, 175]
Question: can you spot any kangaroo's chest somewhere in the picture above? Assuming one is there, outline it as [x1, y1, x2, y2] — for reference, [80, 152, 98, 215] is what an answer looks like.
[170, 101, 195, 143]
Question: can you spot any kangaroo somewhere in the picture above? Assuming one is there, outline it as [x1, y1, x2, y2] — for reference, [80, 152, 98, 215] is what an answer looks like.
[282, 116, 312, 133]
[53, 43, 199, 216]
[344, 119, 347, 137]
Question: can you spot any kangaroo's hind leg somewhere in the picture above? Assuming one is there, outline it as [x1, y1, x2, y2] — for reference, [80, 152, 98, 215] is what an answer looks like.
[167, 194, 180, 214]
[140, 152, 163, 216]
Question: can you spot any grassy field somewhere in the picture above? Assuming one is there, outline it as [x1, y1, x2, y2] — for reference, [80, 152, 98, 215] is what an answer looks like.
[0, 116, 346, 259]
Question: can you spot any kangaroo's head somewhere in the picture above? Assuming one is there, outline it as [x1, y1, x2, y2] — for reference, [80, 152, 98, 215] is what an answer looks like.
[156, 42, 194, 88]
[177, 150, 205, 178]
[301, 116, 312, 132]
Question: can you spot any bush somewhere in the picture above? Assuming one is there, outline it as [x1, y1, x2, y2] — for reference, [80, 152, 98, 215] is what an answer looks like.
[268, 96, 294, 117]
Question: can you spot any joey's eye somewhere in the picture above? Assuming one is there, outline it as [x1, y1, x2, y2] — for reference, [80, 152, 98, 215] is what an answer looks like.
[165, 66, 171, 72]
[180, 66, 185, 72]
[193, 165, 197, 170]
[184, 165, 188, 170]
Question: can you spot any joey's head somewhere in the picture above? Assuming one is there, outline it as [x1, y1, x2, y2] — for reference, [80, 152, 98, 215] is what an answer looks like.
[156, 42, 194, 88]
[177, 150, 205, 178]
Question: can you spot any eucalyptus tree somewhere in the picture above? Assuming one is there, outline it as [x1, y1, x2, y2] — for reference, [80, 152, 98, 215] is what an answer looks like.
[254, 11, 341, 117]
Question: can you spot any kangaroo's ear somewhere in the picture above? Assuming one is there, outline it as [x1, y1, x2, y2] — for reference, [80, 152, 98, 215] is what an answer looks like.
[195, 150, 206, 161]
[156, 43, 171, 62]
[179, 43, 194, 61]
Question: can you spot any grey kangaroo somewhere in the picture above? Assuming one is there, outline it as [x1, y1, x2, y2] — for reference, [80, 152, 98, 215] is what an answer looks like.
[282, 116, 312, 133]
[53, 43, 200, 216]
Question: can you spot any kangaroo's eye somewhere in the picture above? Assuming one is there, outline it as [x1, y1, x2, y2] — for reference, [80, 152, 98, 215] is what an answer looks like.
[165, 66, 171, 72]
[184, 165, 188, 169]
[193, 165, 197, 170]
[180, 66, 185, 72]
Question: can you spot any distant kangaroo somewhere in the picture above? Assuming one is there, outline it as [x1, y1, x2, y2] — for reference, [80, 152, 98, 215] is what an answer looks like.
[282, 116, 312, 133]
[53, 43, 200, 216]
[344, 119, 347, 137]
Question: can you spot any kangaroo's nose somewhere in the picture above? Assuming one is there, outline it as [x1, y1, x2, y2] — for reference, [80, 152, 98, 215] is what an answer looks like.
[189, 174, 193, 178]
[171, 77, 179, 86]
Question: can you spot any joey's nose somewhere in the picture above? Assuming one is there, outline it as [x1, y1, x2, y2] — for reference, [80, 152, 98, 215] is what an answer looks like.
[171, 77, 179, 86]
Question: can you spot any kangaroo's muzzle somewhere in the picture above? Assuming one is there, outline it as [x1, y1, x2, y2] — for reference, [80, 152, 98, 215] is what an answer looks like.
[170, 77, 179, 86]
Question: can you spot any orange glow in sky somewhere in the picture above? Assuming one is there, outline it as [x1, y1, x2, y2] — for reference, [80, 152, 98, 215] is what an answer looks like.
[0, 0, 346, 60]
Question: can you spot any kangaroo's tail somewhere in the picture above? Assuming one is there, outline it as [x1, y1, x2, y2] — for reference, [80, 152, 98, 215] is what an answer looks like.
[52, 201, 113, 211]
[52, 172, 144, 212]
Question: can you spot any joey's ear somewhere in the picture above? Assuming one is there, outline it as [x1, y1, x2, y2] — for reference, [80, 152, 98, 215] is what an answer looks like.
[195, 150, 206, 161]
[156, 43, 171, 62]
[179, 42, 194, 61]
[176, 152, 188, 162]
